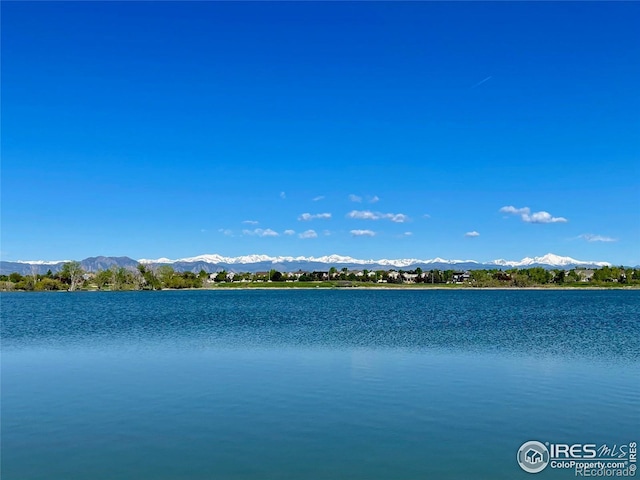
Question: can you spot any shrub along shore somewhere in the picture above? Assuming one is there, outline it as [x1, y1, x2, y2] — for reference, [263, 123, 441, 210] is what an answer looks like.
[1, 262, 638, 291]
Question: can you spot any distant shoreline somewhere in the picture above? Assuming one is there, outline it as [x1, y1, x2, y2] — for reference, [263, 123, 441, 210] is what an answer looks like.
[5, 285, 638, 292]
[199, 285, 640, 291]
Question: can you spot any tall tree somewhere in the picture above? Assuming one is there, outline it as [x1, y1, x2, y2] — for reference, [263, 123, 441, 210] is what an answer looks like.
[59, 261, 84, 291]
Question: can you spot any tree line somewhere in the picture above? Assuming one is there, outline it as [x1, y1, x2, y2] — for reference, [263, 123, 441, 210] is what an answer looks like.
[1, 262, 638, 291]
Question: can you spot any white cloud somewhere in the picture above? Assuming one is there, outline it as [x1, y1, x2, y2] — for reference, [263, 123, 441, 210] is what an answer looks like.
[368, 195, 380, 203]
[500, 205, 567, 223]
[403, 231, 413, 236]
[323, 230, 331, 236]
[312, 195, 325, 202]
[387, 213, 410, 223]
[242, 220, 259, 225]
[218, 228, 233, 236]
[348, 210, 378, 220]
[298, 212, 332, 221]
[523, 211, 567, 224]
[350, 229, 376, 237]
[500, 206, 531, 215]
[284, 229, 296, 236]
[280, 192, 286, 199]
[423, 214, 431, 219]
[579, 234, 617, 242]
[242, 228, 279, 237]
[347, 210, 410, 223]
[348, 194, 362, 203]
[298, 229, 318, 239]
[465, 231, 480, 237]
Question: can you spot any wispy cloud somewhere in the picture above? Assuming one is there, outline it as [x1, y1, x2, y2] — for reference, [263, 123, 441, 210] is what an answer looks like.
[423, 214, 431, 219]
[280, 192, 286, 199]
[524, 211, 567, 223]
[298, 212, 332, 221]
[298, 229, 318, 239]
[391, 214, 410, 223]
[347, 210, 410, 223]
[218, 228, 233, 237]
[323, 230, 331, 236]
[283, 229, 296, 236]
[500, 206, 530, 215]
[465, 231, 480, 237]
[348, 210, 377, 220]
[242, 220, 259, 225]
[312, 195, 325, 202]
[242, 228, 279, 237]
[500, 206, 568, 224]
[350, 229, 376, 237]
[578, 233, 617, 243]
[350, 194, 379, 203]
[471, 76, 492, 88]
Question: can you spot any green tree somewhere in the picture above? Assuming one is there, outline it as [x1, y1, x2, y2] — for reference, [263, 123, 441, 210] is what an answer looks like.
[94, 269, 113, 290]
[137, 264, 161, 290]
[215, 270, 228, 283]
[340, 267, 348, 280]
[112, 267, 136, 290]
[9, 272, 23, 283]
[157, 265, 175, 288]
[59, 261, 84, 291]
[15, 277, 36, 291]
[270, 270, 283, 282]
[526, 267, 551, 285]
[35, 278, 65, 291]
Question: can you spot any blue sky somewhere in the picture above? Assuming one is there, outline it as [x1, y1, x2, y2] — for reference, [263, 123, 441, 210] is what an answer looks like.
[2, 2, 639, 264]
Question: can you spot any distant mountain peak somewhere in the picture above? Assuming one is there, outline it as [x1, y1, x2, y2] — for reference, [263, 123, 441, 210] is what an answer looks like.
[135, 252, 611, 269]
[491, 253, 610, 268]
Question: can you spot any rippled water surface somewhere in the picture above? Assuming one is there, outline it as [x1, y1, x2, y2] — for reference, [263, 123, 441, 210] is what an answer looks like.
[2, 290, 639, 479]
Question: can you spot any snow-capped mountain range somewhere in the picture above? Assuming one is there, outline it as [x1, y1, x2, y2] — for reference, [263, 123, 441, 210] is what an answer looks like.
[1, 253, 612, 275]
[137, 252, 610, 268]
[136, 253, 476, 268]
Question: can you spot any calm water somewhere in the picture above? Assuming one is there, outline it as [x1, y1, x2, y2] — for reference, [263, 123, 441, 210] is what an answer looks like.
[2, 290, 638, 479]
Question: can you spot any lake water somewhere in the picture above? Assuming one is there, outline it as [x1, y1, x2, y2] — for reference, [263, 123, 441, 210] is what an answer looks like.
[2, 290, 638, 479]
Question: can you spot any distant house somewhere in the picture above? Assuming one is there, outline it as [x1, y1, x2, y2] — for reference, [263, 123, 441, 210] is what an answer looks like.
[575, 269, 594, 282]
[451, 272, 471, 284]
[312, 271, 329, 280]
[209, 271, 235, 282]
[493, 272, 511, 282]
[402, 273, 419, 283]
[254, 271, 270, 282]
[387, 271, 400, 280]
